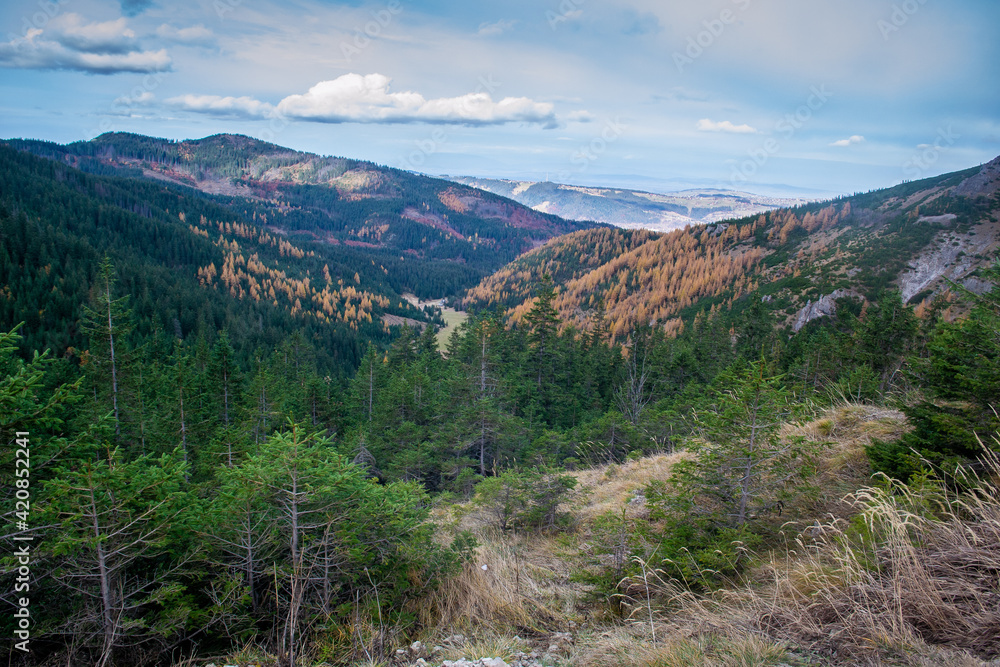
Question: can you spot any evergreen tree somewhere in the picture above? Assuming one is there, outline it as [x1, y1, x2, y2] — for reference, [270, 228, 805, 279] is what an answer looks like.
[80, 256, 134, 438]
[869, 270, 1000, 480]
[671, 360, 813, 530]
[852, 290, 918, 396]
[41, 449, 193, 667]
[525, 275, 560, 393]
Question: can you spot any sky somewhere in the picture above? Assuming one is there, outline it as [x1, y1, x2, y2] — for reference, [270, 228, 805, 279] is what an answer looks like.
[1, 0, 998, 198]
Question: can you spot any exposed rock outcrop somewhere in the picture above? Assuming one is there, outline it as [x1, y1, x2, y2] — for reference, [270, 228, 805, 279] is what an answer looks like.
[953, 155, 1000, 198]
[791, 289, 860, 332]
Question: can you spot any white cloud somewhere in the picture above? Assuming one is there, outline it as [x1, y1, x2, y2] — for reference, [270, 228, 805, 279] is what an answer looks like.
[155, 24, 216, 47]
[169, 74, 562, 127]
[0, 14, 171, 74]
[0, 32, 170, 74]
[166, 94, 275, 119]
[478, 19, 518, 36]
[830, 135, 865, 147]
[567, 110, 594, 122]
[47, 14, 137, 54]
[274, 73, 558, 127]
[696, 118, 758, 134]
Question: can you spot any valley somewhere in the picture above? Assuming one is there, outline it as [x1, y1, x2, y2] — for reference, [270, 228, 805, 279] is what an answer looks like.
[403, 293, 470, 351]
[2, 133, 999, 667]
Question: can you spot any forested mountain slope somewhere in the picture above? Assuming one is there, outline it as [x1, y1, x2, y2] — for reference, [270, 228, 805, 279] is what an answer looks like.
[464, 157, 1000, 340]
[6, 133, 591, 279]
[0, 143, 428, 371]
[0, 134, 594, 372]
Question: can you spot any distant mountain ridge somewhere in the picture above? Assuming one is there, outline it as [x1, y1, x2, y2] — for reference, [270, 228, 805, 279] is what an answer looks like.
[6, 133, 593, 287]
[463, 157, 1000, 340]
[447, 176, 811, 231]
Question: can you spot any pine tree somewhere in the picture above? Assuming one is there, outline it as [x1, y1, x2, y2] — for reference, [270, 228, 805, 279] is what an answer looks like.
[525, 275, 560, 391]
[868, 269, 1000, 480]
[41, 449, 193, 667]
[80, 256, 134, 438]
[673, 360, 813, 529]
[852, 290, 918, 395]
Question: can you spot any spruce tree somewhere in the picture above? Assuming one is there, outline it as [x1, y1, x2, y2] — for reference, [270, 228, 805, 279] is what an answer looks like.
[80, 256, 134, 438]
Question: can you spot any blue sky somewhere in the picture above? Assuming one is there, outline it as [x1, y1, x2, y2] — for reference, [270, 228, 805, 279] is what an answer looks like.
[1, 0, 998, 197]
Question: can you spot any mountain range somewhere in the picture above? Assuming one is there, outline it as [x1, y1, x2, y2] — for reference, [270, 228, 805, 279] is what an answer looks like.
[3, 131, 998, 365]
[463, 157, 1000, 340]
[7, 133, 591, 288]
[0, 133, 595, 369]
[448, 176, 810, 231]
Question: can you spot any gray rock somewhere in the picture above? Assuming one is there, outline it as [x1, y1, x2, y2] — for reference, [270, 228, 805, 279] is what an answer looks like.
[791, 289, 858, 332]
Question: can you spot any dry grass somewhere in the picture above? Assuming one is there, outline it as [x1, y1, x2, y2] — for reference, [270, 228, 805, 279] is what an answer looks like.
[571, 452, 690, 524]
[422, 452, 689, 637]
[569, 622, 790, 667]
[419, 529, 566, 633]
[424, 415, 1000, 666]
[749, 446, 1000, 664]
[569, 427, 1000, 666]
[783, 402, 910, 519]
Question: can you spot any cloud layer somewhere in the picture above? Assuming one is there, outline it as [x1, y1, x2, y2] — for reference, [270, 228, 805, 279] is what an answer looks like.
[0, 13, 170, 74]
[169, 73, 561, 128]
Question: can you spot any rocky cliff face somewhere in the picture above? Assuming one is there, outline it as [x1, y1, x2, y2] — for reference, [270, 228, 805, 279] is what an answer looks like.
[953, 155, 1000, 199]
[898, 219, 1000, 303]
[792, 289, 861, 332]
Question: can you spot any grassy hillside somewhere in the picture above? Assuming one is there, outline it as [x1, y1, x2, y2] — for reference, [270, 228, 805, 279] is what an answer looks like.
[203, 404, 1000, 667]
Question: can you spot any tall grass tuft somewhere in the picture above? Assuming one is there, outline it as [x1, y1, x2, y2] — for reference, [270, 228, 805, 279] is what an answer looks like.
[753, 443, 1000, 663]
